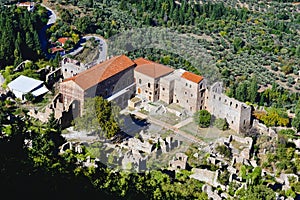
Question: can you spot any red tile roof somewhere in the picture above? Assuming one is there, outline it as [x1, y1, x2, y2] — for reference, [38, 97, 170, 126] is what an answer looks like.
[181, 71, 203, 84]
[57, 37, 69, 45]
[63, 55, 135, 90]
[134, 58, 174, 79]
[134, 57, 154, 65]
[51, 47, 64, 53]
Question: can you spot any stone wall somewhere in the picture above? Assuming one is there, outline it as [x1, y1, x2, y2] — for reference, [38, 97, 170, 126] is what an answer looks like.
[59, 81, 84, 115]
[173, 77, 206, 113]
[205, 82, 252, 133]
[61, 58, 85, 79]
[160, 77, 175, 104]
[134, 71, 159, 102]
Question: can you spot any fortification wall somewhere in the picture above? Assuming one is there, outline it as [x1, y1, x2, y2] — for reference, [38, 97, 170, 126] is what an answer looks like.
[205, 82, 252, 133]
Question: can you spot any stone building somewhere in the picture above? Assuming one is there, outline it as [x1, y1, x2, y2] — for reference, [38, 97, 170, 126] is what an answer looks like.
[205, 82, 252, 133]
[172, 70, 206, 113]
[134, 58, 174, 102]
[61, 57, 85, 79]
[59, 55, 136, 116]
[169, 153, 188, 170]
[134, 58, 206, 113]
[55, 55, 252, 133]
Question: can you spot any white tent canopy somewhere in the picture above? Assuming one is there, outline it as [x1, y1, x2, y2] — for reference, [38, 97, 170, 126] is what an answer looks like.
[7, 75, 49, 100]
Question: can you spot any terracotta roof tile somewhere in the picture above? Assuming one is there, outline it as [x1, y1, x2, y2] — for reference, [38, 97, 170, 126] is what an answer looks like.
[51, 47, 64, 53]
[134, 58, 174, 79]
[181, 71, 203, 84]
[63, 55, 135, 90]
[57, 37, 69, 45]
[134, 57, 154, 65]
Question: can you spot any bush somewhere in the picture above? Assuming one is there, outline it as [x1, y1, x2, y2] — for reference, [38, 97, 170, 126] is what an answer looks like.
[278, 129, 295, 136]
[25, 92, 34, 102]
[193, 110, 211, 128]
[216, 145, 231, 158]
[214, 118, 229, 130]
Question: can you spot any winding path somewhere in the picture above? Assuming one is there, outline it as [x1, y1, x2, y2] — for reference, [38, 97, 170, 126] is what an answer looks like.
[39, 4, 57, 59]
[39, 4, 107, 63]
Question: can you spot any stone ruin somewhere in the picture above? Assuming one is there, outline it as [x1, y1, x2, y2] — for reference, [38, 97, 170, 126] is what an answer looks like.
[59, 141, 98, 168]
[121, 150, 147, 171]
[59, 141, 83, 154]
[105, 130, 182, 172]
[120, 130, 181, 155]
[168, 152, 188, 170]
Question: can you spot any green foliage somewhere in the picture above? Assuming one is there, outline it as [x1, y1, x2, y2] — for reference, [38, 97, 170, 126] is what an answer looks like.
[228, 181, 240, 196]
[292, 110, 300, 132]
[25, 92, 34, 102]
[213, 118, 229, 130]
[0, 102, 209, 199]
[285, 188, 296, 199]
[215, 145, 231, 158]
[74, 96, 120, 139]
[217, 169, 230, 185]
[0, 5, 47, 68]
[249, 167, 262, 185]
[193, 110, 211, 128]
[236, 185, 276, 200]
[253, 107, 289, 127]
[278, 129, 295, 136]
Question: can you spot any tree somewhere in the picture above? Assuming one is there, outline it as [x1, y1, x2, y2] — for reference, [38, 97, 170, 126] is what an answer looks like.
[194, 110, 211, 128]
[218, 169, 230, 185]
[236, 185, 276, 200]
[75, 16, 91, 33]
[73, 97, 120, 139]
[248, 76, 258, 103]
[25, 92, 34, 102]
[235, 81, 248, 102]
[249, 167, 262, 185]
[292, 110, 300, 132]
[216, 145, 231, 158]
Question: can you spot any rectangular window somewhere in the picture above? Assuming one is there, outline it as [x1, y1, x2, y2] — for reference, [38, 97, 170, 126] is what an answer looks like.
[148, 83, 150, 88]
[139, 79, 142, 84]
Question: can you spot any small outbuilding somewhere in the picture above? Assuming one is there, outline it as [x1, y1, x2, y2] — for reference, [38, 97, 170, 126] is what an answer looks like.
[7, 75, 49, 101]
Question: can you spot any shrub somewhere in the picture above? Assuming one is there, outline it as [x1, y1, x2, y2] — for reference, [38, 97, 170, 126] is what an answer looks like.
[214, 118, 229, 130]
[216, 145, 231, 158]
[193, 110, 211, 128]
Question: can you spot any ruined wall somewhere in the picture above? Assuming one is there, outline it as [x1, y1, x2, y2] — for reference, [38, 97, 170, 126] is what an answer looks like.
[61, 58, 84, 79]
[59, 81, 84, 116]
[205, 82, 252, 133]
